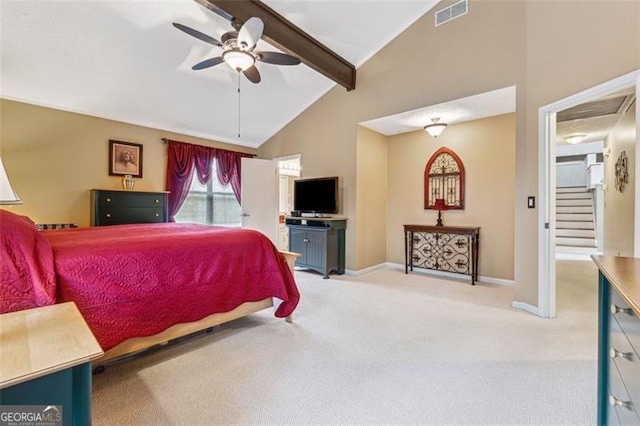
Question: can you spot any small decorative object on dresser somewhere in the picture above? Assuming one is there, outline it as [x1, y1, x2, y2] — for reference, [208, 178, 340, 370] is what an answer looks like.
[122, 174, 135, 190]
[109, 140, 143, 178]
[90, 189, 168, 226]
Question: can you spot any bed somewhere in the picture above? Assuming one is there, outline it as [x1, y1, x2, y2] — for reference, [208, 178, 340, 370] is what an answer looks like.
[0, 209, 300, 364]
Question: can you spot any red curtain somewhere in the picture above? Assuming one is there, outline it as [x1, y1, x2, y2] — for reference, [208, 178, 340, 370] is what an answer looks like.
[165, 139, 253, 221]
[216, 148, 252, 204]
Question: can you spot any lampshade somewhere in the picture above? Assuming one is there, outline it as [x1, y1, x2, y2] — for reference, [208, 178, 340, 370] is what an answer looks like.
[424, 118, 447, 138]
[564, 134, 587, 145]
[0, 157, 22, 205]
[434, 198, 446, 210]
[223, 50, 256, 71]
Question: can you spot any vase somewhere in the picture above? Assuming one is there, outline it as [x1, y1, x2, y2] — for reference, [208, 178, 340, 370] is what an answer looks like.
[122, 175, 135, 190]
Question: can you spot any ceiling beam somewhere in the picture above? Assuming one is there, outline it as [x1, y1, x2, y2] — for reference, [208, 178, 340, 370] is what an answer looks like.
[194, 0, 356, 91]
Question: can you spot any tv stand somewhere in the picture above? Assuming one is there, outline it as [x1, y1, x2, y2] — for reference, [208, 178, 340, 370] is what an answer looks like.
[286, 217, 347, 278]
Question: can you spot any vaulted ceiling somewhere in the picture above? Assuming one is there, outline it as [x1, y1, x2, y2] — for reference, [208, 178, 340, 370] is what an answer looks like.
[0, 0, 438, 148]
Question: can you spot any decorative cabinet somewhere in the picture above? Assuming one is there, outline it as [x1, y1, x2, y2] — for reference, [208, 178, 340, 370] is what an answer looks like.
[0, 303, 103, 426]
[592, 255, 640, 425]
[404, 224, 480, 285]
[91, 189, 168, 226]
[286, 217, 347, 279]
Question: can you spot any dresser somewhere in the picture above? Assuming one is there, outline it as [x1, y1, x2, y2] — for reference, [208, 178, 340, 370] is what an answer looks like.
[0, 302, 103, 426]
[286, 217, 347, 279]
[91, 189, 168, 226]
[592, 255, 640, 425]
[404, 224, 480, 285]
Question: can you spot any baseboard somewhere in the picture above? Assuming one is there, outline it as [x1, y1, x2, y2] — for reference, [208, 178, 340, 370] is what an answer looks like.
[385, 262, 514, 286]
[345, 263, 387, 276]
[512, 301, 542, 316]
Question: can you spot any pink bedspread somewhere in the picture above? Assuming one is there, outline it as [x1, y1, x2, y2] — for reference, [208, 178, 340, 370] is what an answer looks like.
[1, 209, 299, 351]
[0, 211, 57, 312]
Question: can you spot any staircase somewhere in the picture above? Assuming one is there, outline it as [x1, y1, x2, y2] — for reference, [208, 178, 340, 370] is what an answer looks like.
[556, 186, 597, 252]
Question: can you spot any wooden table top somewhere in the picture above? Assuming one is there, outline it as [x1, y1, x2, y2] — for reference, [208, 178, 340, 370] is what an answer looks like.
[0, 302, 103, 389]
[592, 255, 640, 316]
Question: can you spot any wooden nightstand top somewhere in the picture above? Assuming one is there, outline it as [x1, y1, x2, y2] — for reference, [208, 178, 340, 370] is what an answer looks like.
[0, 302, 103, 389]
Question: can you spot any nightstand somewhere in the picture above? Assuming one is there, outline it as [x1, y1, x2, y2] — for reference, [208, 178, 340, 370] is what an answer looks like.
[0, 302, 104, 425]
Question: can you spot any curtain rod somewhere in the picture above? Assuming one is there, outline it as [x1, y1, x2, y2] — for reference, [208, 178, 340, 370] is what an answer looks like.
[161, 138, 168, 144]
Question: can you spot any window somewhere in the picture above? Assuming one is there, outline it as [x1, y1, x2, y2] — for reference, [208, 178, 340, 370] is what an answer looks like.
[175, 162, 241, 227]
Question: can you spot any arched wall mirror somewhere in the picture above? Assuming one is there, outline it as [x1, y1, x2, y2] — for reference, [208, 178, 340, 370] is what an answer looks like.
[424, 147, 465, 210]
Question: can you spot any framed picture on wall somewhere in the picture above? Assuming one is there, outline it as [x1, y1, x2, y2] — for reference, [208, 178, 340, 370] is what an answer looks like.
[109, 140, 143, 178]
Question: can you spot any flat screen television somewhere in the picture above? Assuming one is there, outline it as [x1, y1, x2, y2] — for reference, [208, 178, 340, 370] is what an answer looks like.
[293, 176, 338, 215]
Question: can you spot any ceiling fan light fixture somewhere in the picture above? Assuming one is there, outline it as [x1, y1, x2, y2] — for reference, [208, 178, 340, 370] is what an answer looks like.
[222, 50, 255, 72]
[424, 118, 447, 138]
[564, 134, 587, 144]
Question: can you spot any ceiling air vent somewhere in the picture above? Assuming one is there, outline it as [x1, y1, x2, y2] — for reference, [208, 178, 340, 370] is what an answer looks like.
[557, 94, 634, 122]
[436, 0, 468, 27]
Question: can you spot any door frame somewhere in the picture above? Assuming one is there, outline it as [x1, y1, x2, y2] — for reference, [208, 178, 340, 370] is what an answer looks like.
[538, 69, 640, 318]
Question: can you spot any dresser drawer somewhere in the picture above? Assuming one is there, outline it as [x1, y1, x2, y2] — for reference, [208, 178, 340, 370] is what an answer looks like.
[611, 290, 640, 356]
[609, 353, 640, 424]
[96, 191, 165, 208]
[96, 207, 166, 225]
[610, 317, 640, 405]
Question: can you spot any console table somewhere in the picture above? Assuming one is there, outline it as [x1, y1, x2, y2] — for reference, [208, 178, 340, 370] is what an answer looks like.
[404, 224, 480, 285]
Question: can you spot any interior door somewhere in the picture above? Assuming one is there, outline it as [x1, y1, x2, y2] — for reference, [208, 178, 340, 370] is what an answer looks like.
[241, 158, 279, 245]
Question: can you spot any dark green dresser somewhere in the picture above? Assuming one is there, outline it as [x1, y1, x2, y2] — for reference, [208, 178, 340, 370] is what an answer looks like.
[592, 255, 640, 425]
[91, 189, 168, 226]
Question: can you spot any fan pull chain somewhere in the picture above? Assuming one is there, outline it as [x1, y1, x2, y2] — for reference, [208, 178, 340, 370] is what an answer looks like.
[237, 72, 241, 138]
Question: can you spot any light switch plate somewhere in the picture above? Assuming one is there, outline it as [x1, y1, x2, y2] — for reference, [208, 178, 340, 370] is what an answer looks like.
[527, 196, 535, 209]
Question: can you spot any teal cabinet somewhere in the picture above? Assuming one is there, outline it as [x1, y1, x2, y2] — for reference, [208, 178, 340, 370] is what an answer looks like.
[593, 256, 640, 425]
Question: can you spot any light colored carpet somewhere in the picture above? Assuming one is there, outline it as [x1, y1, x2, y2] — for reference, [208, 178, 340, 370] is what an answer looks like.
[92, 260, 598, 425]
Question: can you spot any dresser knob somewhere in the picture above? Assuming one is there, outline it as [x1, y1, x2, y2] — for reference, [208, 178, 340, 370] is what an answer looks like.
[609, 395, 633, 411]
[155, 199, 159, 203]
[611, 304, 634, 316]
[610, 347, 635, 361]
[303, 238, 309, 243]
[106, 213, 111, 218]
[106, 198, 111, 203]
[155, 213, 159, 217]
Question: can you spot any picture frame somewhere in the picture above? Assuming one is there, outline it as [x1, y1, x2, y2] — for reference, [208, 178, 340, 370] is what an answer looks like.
[109, 140, 143, 178]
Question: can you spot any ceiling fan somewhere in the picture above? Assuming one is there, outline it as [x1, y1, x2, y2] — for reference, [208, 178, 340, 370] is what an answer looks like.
[173, 17, 301, 84]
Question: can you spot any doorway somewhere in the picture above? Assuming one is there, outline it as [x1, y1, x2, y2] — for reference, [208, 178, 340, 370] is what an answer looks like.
[276, 154, 301, 250]
[538, 70, 640, 318]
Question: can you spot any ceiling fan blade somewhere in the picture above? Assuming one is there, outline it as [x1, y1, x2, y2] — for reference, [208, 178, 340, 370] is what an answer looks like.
[256, 51, 301, 66]
[243, 66, 261, 84]
[237, 17, 264, 51]
[192, 57, 224, 70]
[172, 23, 221, 47]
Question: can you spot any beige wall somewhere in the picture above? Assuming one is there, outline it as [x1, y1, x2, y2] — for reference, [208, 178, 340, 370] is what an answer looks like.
[387, 114, 515, 280]
[604, 102, 637, 256]
[515, 1, 640, 305]
[259, 0, 639, 308]
[259, 0, 526, 275]
[356, 126, 388, 270]
[0, 99, 255, 227]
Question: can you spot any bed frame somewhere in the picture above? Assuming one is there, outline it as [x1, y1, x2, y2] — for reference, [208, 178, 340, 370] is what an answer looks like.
[93, 250, 300, 368]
